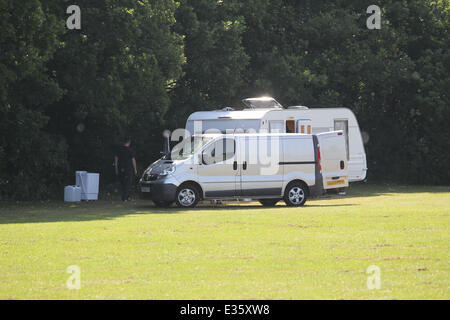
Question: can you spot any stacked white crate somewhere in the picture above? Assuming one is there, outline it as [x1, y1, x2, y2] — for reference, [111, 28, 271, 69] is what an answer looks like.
[76, 171, 99, 200]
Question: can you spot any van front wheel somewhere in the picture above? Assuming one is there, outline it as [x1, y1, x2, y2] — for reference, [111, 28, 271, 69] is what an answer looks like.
[284, 182, 307, 207]
[175, 184, 200, 208]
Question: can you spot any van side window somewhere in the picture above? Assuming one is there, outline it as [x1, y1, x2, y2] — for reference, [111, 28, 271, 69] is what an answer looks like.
[203, 138, 235, 164]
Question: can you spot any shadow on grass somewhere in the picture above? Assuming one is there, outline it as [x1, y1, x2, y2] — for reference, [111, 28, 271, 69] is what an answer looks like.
[134, 202, 358, 212]
[0, 200, 358, 224]
[327, 183, 450, 199]
[0, 184, 447, 224]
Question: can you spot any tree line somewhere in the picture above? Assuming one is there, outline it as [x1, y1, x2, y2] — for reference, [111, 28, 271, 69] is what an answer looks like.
[1, 0, 449, 199]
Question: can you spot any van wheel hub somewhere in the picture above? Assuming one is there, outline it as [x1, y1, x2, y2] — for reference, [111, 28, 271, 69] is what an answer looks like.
[178, 188, 195, 206]
[288, 187, 304, 204]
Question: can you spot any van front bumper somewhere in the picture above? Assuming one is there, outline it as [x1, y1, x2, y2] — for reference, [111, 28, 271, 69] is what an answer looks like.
[139, 179, 178, 202]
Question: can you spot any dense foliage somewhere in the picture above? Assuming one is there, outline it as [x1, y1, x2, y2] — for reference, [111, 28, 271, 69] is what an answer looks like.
[0, 0, 449, 199]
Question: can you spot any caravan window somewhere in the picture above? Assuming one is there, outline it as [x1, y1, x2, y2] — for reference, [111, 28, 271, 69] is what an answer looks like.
[286, 120, 295, 133]
[297, 119, 311, 134]
[334, 119, 349, 160]
[269, 120, 284, 133]
[186, 119, 261, 134]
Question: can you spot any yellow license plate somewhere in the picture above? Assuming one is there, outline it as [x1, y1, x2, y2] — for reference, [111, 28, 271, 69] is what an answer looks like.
[327, 179, 345, 186]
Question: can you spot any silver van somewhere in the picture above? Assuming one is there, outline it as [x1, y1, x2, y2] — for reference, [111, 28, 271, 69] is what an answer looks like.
[139, 132, 348, 208]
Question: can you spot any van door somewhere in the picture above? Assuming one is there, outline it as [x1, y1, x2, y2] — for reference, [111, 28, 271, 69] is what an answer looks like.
[316, 131, 349, 189]
[237, 135, 283, 197]
[197, 137, 239, 198]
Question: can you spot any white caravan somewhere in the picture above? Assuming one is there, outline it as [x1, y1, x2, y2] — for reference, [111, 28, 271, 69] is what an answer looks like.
[139, 131, 348, 208]
[186, 97, 367, 182]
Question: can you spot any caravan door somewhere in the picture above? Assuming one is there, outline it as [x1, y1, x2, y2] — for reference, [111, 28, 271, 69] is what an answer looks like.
[316, 131, 349, 189]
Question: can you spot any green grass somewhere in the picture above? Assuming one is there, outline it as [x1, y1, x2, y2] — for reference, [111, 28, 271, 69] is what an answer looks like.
[0, 184, 449, 299]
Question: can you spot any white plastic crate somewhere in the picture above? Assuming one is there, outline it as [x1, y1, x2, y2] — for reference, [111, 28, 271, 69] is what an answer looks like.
[64, 185, 81, 202]
[76, 171, 99, 200]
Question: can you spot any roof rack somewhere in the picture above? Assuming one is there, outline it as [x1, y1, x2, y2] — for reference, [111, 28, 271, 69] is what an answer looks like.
[242, 97, 283, 109]
[288, 106, 309, 110]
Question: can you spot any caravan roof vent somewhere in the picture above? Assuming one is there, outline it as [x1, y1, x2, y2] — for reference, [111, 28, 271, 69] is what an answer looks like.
[221, 106, 234, 111]
[242, 97, 283, 109]
[288, 106, 309, 110]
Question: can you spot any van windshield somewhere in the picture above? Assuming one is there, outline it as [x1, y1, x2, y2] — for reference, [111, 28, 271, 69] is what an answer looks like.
[171, 136, 213, 160]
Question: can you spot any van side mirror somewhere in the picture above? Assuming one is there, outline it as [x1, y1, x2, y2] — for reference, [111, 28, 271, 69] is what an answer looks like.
[198, 154, 203, 165]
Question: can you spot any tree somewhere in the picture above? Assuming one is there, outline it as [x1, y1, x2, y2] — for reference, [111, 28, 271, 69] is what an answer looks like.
[1, 0, 448, 200]
[0, 0, 67, 199]
[167, 0, 249, 129]
[237, 0, 449, 183]
[0, 0, 185, 199]
[45, 0, 184, 182]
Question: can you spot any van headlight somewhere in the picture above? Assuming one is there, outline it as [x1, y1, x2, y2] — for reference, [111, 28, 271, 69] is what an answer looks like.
[159, 166, 176, 177]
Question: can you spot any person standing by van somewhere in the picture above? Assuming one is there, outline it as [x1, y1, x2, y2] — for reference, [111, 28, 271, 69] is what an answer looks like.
[114, 137, 138, 201]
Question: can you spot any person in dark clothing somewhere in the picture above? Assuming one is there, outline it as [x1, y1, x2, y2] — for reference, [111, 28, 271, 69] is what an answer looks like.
[114, 137, 138, 201]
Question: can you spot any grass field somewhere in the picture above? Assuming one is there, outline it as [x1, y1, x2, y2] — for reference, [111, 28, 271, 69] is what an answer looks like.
[0, 184, 449, 299]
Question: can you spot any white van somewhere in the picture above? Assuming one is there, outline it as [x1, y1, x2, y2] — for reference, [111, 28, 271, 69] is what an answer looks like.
[139, 131, 348, 208]
[186, 97, 367, 182]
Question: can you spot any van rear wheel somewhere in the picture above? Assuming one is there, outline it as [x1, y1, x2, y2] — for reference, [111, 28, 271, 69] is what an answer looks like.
[259, 199, 279, 207]
[175, 183, 200, 208]
[284, 182, 308, 207]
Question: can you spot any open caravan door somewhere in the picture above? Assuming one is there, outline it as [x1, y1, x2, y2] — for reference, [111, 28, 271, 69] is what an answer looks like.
[316, 131, 349, 190]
